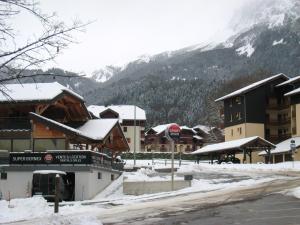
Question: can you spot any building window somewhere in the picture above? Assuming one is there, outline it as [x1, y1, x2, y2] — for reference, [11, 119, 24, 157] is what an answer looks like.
[231, 129, 233, 136]
[98, 172, 102, 180]
[34, 139, 65, 152]
[126, 138, 131, 143]
[237, 127, 242, 135]
[236, 97, 241, 104]
[123, 127, 127, 132]
[0, 139, 12, 152]
[111, 174, 114, 181]
[1, 172, 7, 180]
[229, 99, 233, 107]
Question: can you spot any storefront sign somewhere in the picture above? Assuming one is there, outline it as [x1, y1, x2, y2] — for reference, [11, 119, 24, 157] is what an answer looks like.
[9, 151, 111, 165]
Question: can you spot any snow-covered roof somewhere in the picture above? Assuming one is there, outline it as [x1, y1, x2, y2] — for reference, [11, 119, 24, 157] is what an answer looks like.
[285, 87, 300, 97]
[151, 124, 172, 134]
[259, 137, 300, 156]
[215, 73, 289, 102]
[193, 135, 203, 140]
[88, 105, 146, 121]
[33, 170, 66, 175]
[0, 82, 83, 102]
[193, 125, 215, 134]
[29, 113, 118, 141]
[77, 119, 118, 140]
[191, 136, 275, 155]
[147, 124, 195, 135]
[276, 76, 300, 87]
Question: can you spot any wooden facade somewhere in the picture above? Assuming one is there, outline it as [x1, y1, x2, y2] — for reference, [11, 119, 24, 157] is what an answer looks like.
[145, 126, 203, 153]
[0, 83, 129, 154]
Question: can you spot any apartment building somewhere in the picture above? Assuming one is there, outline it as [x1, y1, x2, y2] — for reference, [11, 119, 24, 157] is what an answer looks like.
[88, 105, 146, 153]
[216, 73, 291, 144]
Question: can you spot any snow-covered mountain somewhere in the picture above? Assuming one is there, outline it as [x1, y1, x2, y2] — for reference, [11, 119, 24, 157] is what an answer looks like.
[91, 66, 121, 83]
[84, 0, 300, 127]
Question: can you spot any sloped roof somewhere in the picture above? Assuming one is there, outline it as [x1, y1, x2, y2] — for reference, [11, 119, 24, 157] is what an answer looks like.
[193, 125, 215, 135]
[88, 105, 146, 121]
[215, 73, 289, 102]
[0, 82, 83, 102]
[259, 137, 300, 156]
[276, 76, 300, 87]
[191, 136, 275, 155]
[285, 87, 300, 97]
[29, 112, 118, 141]
[147, 124, 195, 135]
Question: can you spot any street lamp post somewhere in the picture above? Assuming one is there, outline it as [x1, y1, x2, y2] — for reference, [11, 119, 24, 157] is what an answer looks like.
[133, 105, 136, 166]
[290, 139, 296, 169]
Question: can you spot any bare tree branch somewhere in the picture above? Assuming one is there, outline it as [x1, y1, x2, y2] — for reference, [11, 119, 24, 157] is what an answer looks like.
[0, 0, 91, 82]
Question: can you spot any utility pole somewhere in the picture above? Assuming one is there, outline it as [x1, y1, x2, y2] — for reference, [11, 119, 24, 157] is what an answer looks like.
[133, 105, 136, 166]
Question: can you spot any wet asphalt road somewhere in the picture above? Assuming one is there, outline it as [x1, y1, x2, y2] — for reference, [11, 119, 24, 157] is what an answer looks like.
[130, 194, 300, 225]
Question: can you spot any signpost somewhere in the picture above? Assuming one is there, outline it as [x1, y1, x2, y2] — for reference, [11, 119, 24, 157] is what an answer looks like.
[165, 124, 181, 191]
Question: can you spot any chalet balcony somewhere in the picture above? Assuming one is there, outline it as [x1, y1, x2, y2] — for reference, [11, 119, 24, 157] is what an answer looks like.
[266, 103, 290, 110]
[266, 134, 291, 143]
[0, 117, 31, 130]
[265, 118, 291, 126]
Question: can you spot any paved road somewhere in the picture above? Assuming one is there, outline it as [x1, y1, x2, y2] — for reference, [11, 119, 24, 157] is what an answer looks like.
[5, 175, 300, 225]
[102, 178, 300, 225]
[128, 194, 300, 225]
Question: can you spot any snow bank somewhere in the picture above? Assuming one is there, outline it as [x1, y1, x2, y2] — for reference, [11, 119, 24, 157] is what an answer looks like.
[190, 161, 300, 172]
[0, 196, 102, 224]
[0, 196, 51, 223]
[283, 187, 300, 199]
[43, 215, 102, 225]
[290, 187, 300, 199]
[124, 168, 173, 181]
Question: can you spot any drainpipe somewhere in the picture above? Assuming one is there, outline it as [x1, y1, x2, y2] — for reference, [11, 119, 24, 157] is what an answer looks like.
[243, 95, 247, 137]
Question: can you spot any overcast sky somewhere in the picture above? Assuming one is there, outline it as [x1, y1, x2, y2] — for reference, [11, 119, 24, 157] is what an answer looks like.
[14, 0, 248, 75]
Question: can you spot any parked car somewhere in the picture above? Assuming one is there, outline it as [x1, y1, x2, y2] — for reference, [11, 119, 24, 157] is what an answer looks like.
[218, 157, 240, 164]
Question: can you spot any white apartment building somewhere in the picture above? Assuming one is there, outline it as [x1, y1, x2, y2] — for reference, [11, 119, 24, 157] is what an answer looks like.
[88, 105, 146, 152]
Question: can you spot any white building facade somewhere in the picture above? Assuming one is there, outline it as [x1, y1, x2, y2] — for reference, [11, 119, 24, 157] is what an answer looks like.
[88, 105, 146, 153]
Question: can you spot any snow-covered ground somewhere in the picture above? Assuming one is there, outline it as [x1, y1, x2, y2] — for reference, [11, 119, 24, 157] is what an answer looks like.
[1, 160, 300, 224]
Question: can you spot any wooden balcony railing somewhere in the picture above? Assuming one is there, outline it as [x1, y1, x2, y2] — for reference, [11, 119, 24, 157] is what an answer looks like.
[0, 117, 31, 130]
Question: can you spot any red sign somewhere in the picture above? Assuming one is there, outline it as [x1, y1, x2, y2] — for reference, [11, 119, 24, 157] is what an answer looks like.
[168, 124, 181, 140]
[169, 124, 181, 133]
[44, 154, 53, 163]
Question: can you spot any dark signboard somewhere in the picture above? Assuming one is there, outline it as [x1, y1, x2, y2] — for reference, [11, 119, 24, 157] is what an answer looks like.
[9, 151, 112, 166]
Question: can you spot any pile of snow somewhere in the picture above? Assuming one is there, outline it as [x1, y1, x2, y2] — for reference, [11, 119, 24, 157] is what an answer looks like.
[43, 215, 102, 225]
[180, 161, 300, 173]
[0, 196, 102, 224]
[0, 196, 51, 223]
[285, 187, 300, 199]
[124, 168, 173, 182]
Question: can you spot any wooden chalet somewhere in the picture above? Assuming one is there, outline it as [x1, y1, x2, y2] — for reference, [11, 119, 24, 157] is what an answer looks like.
[0, 82, 129, 154]
[145, 124, 203, 153]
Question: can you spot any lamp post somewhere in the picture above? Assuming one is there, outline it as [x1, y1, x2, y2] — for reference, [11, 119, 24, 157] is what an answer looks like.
[290, 139, 296, 169]
[133, 105, 136, 166]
